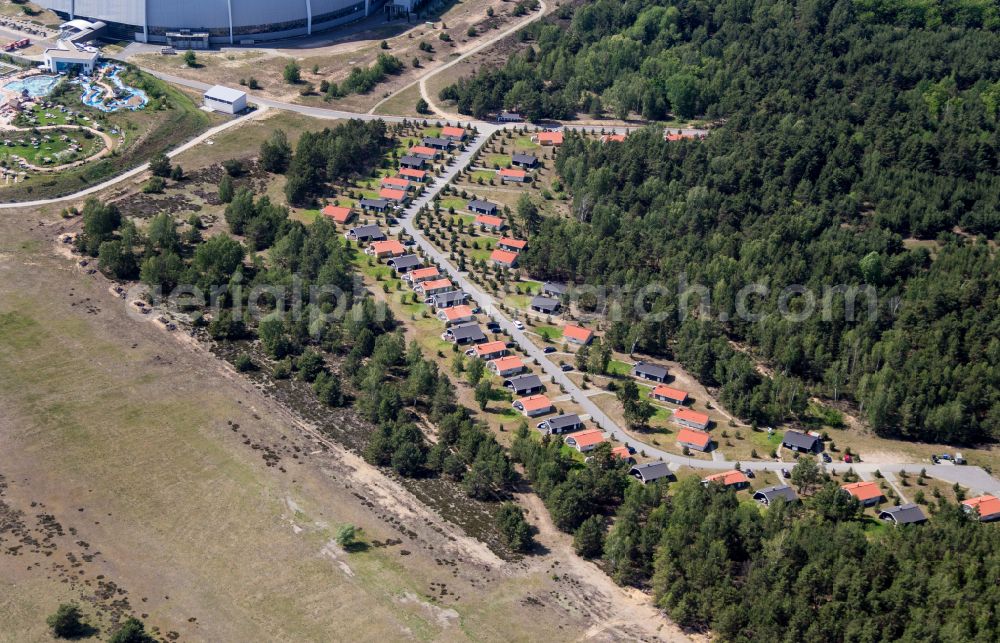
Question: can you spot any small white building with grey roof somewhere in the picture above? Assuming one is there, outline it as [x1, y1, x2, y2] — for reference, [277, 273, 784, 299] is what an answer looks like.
[753, 485, 798, 506]
[629, 461, 674, 484]
[536, 413, 583, 435]
[204, 85, 247, 114]
[879, 503, 927, 526]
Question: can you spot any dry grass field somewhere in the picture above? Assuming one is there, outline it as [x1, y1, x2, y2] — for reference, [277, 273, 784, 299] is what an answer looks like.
[0, 195, 689, 641]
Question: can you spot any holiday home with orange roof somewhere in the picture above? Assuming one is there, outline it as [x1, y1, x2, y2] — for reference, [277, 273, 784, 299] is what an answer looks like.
[513, 394, 553, 417]
[533, 130, 564, 145]
[381, 176, 414, 191]
[564, 429, 606, 453]
[498, 237, 527, 253]
[841, 481, 884, 507]
[399, 167, 428, 182]
[676, 427, 712, 452]
[321, 204, 354, 224]
[410, 144, 439, 159]
[366, 240, 405, 259]
[962, 494, 1000, 522]
[441, 125, 467, 140]
[379, 187, 408, 203]
[601, 133, 627, 143]
[474, 214, 505, 230]
[405, 266, 440, 284]
[415, 278, 453, 296]
[469, 340, 507, 360]
[499, 167, 527, 183]
[673, 407, 710, 431]
[563, 324, 593, 345]
[437, 305, 475, 326]
[490, 248, 519, 268]
[651, 385, 689, 406]
[488, 355, 525, 377]
[701, 470, 750, 490]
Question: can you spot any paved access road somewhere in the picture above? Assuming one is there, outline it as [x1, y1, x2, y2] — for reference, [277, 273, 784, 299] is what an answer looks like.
[392, 130, 1000, 498]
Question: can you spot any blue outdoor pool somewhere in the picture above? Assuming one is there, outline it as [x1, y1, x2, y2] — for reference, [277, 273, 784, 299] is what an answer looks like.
[4, 75, 61, 98]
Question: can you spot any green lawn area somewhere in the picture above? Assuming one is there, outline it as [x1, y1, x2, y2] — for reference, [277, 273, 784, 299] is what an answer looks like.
[438, 196, 466, 211]
[470, 170, 496, 183]
[469, 247, 493, 262]
[15, 104, 70, 127]
[517, 280, 542, 293]
[422, 127, 442, 138]
[505, 294, 530, 311]
[607, 359, 633, 377]
[750, 429, 784, 452]
[534, 325, 563, 341]
[485, 154, 512, 168]
[513, 136, 540, 150]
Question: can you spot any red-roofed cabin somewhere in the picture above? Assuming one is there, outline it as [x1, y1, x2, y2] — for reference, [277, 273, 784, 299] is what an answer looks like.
[406, 266, 440, 284]
[321, 205, 354, 224]
[673, 407, 710, 431]
[513, 394, 553, 417]
[962, 495, 1000, 522]
[497, 237, 526, 252]
[379, 187, 407, 202]
[610, 445, 631, 460]
[438, 305, 475, 326]
[650, 385, 689, 405]
[441, 125, 466, 140]
[564, 429, 605, 453]
[490, 248, 519, 267]
[381, 176, 413, 191]
[410, 145, 439, 159]
[601, 134, 627, 143]
[702, 470, 749, 490]
[474, 214, 505, 230]
[676, 428, 712, 452]
[399, 167, 427, 182]
[563, 324, 593, 345]
[366, 240, 405, 258]
[534, 131, 564, 146]
[499, 167, 527, 183]
[841, 481, 884, 506]
[469, 340, 507, 360]
[416, 278, 453, 295]
[488, 355, 525, 377]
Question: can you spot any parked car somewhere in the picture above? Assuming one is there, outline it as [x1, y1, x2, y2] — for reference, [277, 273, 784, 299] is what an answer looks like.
[781, 468, 790, 479]
[744, 469, 755, 479]
[822, 453, 832, 463]
[843, 454, 853, 463]
[561, 364, 573, 372]
[514, 320, 525, 330]
[543, 346, 556, 354]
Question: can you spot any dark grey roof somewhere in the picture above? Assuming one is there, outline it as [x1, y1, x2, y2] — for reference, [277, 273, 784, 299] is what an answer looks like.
[400, 155, 425, 166]
[633, 361, 669, 379]
[542, 282, 566, 296]
[782, 430, 820, 450]
[388, 254, 421, 271]
[432, 290, 469, 306]
[879, 503, 927, 525]
[530, 295, 560, 311]
[629, 462, 673, 482]
[504, 374, 543, 393]
[422, 136, 451, 147]
[753, 485, 798, 504]
[349, 224, 385, 240]
[545, 413, 581, 430]
[448, 323, 486, 342]
[468, 199, 498, 213]
[360, 198, 388, 209]
[512, 153, 537, 165]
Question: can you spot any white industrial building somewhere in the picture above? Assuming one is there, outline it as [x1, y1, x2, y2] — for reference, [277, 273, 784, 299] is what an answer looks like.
[204, 85, 247, 114]
[37, 0, 384, 44]
[42, 44, 100, 74]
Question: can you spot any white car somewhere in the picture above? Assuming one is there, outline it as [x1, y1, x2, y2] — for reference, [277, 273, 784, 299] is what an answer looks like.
[514, 320, 525, 330]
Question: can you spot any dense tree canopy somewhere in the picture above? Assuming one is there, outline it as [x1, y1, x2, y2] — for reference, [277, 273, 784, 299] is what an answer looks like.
[447, 0, 1000, 443]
